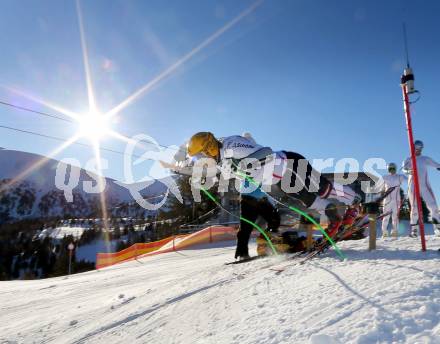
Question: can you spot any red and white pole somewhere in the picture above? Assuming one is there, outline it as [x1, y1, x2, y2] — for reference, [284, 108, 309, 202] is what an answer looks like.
[401, 82, 426, 251]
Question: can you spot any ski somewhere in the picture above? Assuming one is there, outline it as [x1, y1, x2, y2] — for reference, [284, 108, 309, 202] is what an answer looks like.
[276, 187, 396, 262]
[225, 256, 260, 265]
[300, 210, 393, 261]
[226, 190, 396, 270]
[270, 210, 393, 273]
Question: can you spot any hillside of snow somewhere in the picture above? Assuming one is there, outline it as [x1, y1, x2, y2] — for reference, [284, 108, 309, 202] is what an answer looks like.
[0, 148, 170, 222]
[0, 148, 130, 197]
[2, 234, 440, 343]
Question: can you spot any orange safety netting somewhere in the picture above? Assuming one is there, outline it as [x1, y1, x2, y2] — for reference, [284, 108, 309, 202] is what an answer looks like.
[96, 226, 237, 269]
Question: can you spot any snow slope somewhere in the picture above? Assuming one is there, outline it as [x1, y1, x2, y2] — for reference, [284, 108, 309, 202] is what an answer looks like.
[1, 237, 440, 344]
[0, 148, 129, 198]
[0, 148, 170, 222]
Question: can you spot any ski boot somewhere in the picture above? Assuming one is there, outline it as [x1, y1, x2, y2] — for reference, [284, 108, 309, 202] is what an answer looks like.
[382, 231, 389, 239]
[342, 206, 360, 227]
[325, 220, 343, 238]
[390, 230, 398, 238]
[238, 254, 251, 261]
[281, 231, 308, 253]
[339, 206, 364, 241]
[234, 240, 251, 260]
[257, 230, 309, 256]
[256, 232, 290, 256]
[324, 203, 343, 238]
[257, 234, 274, 256]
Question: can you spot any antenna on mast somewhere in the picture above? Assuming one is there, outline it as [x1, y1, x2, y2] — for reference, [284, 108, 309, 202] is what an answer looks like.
[402, 22, 410, 68]
[401, 23, 417, 95]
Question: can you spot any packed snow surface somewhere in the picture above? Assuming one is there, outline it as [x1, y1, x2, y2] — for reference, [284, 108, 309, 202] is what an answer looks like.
[2, 236, 440, 344]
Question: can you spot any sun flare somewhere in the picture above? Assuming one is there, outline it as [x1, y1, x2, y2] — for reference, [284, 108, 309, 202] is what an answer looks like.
[78, 112, 110, 140]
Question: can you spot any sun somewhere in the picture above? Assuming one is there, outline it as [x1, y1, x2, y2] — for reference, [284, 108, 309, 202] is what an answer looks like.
[77, 112, 110, 141]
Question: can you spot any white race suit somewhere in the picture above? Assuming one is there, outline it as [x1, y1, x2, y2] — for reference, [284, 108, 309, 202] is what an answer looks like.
[381, 173, 406, 235]
[219, 135, 359, 208]
[403, 155, 440, 229]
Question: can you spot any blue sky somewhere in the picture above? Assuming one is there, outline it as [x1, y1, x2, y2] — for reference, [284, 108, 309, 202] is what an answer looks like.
[0, 0, 439, 194]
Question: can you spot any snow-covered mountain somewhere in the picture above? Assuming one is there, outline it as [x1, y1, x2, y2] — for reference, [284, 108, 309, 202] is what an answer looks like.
[1, 233, 440, 343]
[0, 148, 169, 223]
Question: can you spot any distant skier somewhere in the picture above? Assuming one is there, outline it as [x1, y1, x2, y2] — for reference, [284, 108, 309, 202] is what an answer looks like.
[381, 163, 406, 238]
[402, 140, 440, 237]
[186, 132, 361, 260]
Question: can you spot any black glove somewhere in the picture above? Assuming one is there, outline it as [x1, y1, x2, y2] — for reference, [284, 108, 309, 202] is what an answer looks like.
[438, 168, 440, 171]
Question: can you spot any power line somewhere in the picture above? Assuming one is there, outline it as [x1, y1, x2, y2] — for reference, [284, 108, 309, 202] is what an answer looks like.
[0, 99, 178, 151]
[0, 124, 143, 158]
[0, 100, 73, 123]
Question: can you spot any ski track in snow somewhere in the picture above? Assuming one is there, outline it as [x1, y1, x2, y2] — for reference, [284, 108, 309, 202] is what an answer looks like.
[2, 237, 440, 344]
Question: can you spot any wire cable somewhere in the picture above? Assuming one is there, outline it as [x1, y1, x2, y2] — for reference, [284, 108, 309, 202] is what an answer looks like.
[0, 100, 74, 123]
[0, 99, 178, 151]
[0, 124, 143, 158]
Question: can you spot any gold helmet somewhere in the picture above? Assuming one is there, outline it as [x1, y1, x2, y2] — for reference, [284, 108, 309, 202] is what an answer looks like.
[187, 132, 219, 158]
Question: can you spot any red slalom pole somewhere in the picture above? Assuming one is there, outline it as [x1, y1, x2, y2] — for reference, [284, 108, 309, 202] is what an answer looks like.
[401, 83, 426, 251]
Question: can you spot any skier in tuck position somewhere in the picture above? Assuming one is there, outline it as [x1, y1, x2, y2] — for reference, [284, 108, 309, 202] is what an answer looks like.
[402, 140, 440, 237]
[381, 162, 406, 238]
[186, 132, 362, 260]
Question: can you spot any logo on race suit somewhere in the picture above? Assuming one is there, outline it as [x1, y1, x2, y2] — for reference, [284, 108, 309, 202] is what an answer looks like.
[230, 142, 255, 149]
